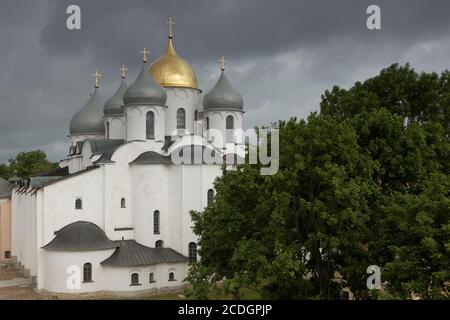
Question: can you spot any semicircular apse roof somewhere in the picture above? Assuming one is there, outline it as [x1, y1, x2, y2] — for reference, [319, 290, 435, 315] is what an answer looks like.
[42, 221, 117, 252]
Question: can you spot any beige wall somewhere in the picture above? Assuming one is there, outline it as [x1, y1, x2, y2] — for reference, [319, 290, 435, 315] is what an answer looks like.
[0, 199, 11, 261]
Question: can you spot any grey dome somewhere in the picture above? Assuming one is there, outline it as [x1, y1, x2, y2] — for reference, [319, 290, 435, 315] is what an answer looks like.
[42, 221, 117, 252]
[104, 79, 127, 116]
[123, 64, 167, 106]
[70, 88, 105, 135]
[203, 71, 243, 111]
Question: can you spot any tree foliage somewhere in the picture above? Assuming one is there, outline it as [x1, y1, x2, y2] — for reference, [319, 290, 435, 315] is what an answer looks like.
[0, 150, 58, 180]
[187, 64, 450, 300]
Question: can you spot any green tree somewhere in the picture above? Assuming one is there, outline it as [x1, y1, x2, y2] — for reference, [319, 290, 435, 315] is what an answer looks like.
[187, 115, 377, 300]
[1, 150, 58, 179]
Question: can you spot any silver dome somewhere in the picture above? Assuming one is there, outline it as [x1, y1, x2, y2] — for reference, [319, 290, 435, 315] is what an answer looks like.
[70, 88, 105, 135]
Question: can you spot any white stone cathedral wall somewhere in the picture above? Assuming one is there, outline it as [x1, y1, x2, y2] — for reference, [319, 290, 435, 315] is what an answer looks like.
[42, 250, 188, 293]
[125, 105, 166, 142]
[104, 116, 125, 140]
[41, 168, 104, 246]
[131, 164, 170, 248]
[204, 111, 243, 147]
[165, 88, 201, 136]
[11, 190, 38, 276]
[42, 249, 115, 293]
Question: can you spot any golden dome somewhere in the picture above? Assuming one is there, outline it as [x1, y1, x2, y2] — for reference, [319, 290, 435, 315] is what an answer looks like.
[149, 37, 199, 90]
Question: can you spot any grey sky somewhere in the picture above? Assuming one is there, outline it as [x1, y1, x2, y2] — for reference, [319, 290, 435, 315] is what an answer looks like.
[0, 0, 450, 163]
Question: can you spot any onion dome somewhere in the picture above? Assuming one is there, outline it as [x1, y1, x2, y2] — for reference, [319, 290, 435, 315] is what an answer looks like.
[70, 85, 105, 135]
[203, 62, 244, 111]
[123, 50, 167, 106]
[104, 66, 128, 116]
[149, 16, 199, 89]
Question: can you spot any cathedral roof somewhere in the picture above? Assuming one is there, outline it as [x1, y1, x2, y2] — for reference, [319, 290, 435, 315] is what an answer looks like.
[130, 151, 172, 165]
[203, 71, 243, 111]
[149, 36, 199, 90]
[104, 79, 127, 116]
[123, 63, 167, 106]
[42, 221, 117, 252]
[70, 88, 105, 135]
[101, 240, 188, 267]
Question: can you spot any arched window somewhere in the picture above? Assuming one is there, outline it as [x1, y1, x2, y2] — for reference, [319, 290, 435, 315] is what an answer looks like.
[207, 189, 214, 206]
[146, 111, 155, 140]
[177, 108, 186, 129]
[149, 272, 156, 283]
[169, 272, 176, 281]
[75, 199, 83, 210]
[83, 263, 92, 282]
[153, 210, 160, 234]
[188, 242, 197, 264]
[155, 240, 164, 248]
[226, 115, 234, 129]
[121, 198, 126, 208]
[206, 117, 210, 130]
[106, 121, 110, 139]
[130, 273, 140, 286]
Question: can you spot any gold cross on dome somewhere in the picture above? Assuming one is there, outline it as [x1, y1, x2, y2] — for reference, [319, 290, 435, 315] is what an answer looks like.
[140, 47, 150, 63]
[91, 70, 102, 88]
[219, 56, 226, 71]
[166, 15, 176, 38]
[119, 64, 128, 79]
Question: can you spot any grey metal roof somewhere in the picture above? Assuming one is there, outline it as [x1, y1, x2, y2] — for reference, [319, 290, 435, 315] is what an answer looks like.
[85, 139, 124, 155]
[42, 221, 117, 252]
[203, 71, 243, 111]
[123, 64, 167, 106]
[101, 240, 188, 267]
[29, 176, 63, 188]
[87, 139, 125, 164]
[104, 79, 127, 116]
[0, 177, 12, 199]
[70, 88, 105, 135]
[130, 151, 172, 165]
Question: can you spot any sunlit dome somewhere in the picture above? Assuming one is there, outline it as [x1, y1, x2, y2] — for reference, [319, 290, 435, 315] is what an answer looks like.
[148, 16, 199, 90]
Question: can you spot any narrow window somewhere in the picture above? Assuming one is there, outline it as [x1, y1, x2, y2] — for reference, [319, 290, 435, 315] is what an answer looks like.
[149, 272, 156, 283]
[169, 272, 176, 281]
[194, 110, 198, 121]
[153, 210, 160, 234]
[206, 117, 210, 130]
[146, 111, 155, 139]
[83, 263, 92, 282]
[130, 273, 140, 286]
[177, 108, 186, 129]
[121, 198, 126, 208]
[226, 115, 234, 129]
[106, 121, 110, 139]
[188, 242, 197, 264]
[155, 240, 164, 248]
[207, 189, 214, 206]
[75, 198, 83, 210]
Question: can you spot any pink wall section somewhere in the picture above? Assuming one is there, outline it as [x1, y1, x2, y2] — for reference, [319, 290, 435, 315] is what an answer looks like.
[0, 199, 11, 261]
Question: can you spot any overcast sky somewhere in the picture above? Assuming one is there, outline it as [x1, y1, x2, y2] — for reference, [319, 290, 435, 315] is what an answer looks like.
[0, 0, 449, 163]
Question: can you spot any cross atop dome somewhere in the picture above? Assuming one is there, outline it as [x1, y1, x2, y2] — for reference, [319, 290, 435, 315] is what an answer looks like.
[120, 64, 128, 79]
[166, 15, 176, 39]
[140, 47, 150, 63]
[219, 56, 226, 71]
[91, 70, 102, 88]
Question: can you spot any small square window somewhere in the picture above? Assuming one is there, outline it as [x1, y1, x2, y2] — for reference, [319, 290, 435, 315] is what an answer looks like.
[4, 251, 11, 259]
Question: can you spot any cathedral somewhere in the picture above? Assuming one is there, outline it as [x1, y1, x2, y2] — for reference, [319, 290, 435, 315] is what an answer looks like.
[11, 17, 245, 294]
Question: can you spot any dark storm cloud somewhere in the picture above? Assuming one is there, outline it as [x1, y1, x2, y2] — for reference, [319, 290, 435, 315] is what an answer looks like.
[1, 0, 450, 163]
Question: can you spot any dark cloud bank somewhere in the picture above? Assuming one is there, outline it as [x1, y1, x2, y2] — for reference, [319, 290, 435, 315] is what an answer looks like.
[0, 0, 450, 162]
